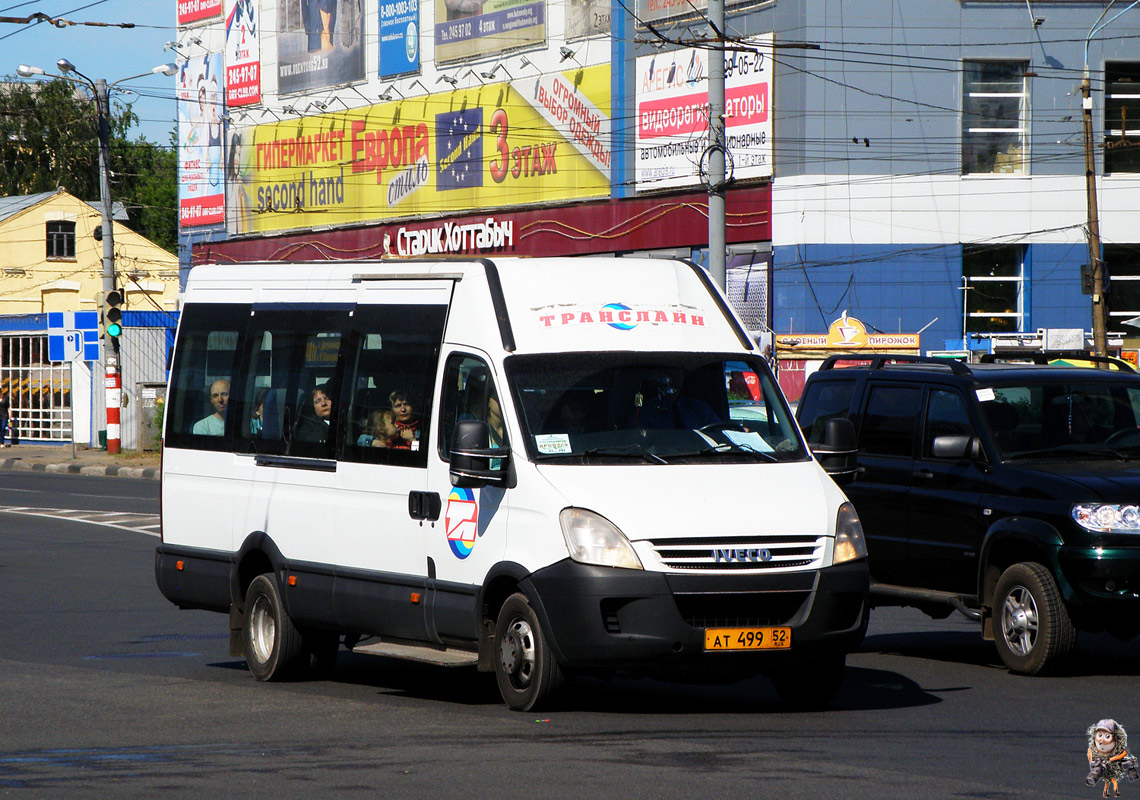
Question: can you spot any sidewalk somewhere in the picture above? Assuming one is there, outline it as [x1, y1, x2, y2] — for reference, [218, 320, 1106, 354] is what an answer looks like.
[0, 443, 161, 480]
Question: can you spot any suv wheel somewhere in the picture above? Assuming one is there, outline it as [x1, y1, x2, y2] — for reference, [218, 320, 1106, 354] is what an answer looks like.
[993, 562, 1076, 675]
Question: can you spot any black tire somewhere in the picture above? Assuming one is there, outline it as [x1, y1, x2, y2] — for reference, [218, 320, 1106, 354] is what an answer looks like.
[242, 573, 307, 681]
[769, 655, 846, 710]
[993, 562, 1076, 675]
[493, 593, 564, 711]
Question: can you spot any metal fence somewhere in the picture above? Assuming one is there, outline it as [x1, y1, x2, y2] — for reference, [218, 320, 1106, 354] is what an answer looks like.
[0, 334, 72, 441]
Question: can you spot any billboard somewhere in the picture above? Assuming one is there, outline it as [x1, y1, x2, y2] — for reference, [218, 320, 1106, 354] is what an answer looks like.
[566, 0, 609, 39]
[225, 0, 261, 106]
[177, 54, 226, 228]
[229, 64, 611, 234]
[178, 0, 224, 24]
[379, 0, 420, 77]
[635, 35, 773, 191]
[277, 0, 365, 94]
[435, 0, 544, 65]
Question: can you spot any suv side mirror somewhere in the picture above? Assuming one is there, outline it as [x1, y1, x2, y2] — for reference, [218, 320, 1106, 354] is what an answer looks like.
[931, 434, 983, 460]
[450, 419, 510, 488]
[811, 417, 858, 484]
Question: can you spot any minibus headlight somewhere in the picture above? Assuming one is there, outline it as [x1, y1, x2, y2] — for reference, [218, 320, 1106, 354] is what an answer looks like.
[559, 508, 643, 570]
[833, 502, 868, 564]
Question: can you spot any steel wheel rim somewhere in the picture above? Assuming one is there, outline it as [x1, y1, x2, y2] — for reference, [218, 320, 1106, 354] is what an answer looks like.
[249, 594, 276, 664]
[499, 616, 536, 690]
[1001, 585, 1039, 657]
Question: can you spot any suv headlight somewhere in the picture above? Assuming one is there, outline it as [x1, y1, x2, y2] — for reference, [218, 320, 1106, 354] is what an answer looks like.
[1072, 504, 1140, 533]
[559, 508, 643, 570]
[834, 502, 868, 564]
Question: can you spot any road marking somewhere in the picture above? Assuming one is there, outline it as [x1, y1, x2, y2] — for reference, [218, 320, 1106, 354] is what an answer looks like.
[0, 505, 161, 537]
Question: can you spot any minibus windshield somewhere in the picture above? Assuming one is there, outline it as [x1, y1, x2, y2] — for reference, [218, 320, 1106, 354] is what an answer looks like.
[506, 352, 808, 464]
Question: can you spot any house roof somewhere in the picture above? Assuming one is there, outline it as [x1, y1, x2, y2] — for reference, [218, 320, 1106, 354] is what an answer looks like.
[0, 190, 128, 225]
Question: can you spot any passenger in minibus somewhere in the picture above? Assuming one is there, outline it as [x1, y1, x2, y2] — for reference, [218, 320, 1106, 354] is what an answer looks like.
[358, 408, 398, 448]
[389, 390, 420, 445]
[294, 385, 334, 443]
[192, 379, 230, 436]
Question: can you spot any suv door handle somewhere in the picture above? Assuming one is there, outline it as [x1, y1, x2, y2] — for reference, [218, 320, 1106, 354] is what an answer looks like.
[408, 491, 442, 521]
[914, 469, 934, 480]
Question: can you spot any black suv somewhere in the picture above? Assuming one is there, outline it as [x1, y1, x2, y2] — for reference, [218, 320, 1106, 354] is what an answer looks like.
[797, 354, 1140, 674]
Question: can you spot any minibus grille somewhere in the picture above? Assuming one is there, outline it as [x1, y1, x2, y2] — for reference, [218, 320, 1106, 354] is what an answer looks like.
[647, 535, 824, 571]
[673, 591, 812, 628]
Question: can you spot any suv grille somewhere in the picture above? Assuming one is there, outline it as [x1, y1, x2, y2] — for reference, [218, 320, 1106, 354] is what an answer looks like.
[647, 535, 824, 571]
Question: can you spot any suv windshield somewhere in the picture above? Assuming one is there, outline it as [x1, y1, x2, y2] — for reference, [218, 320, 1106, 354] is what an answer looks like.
[505, 352, 807, 464]
[982, 379, 1140, 458]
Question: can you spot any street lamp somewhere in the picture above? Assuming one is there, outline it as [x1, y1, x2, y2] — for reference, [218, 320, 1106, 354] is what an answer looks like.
[17, 58, 175, 453]
[1082, 0, 1139, 357]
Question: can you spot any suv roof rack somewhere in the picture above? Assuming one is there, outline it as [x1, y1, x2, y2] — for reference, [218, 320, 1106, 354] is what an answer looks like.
[979, 351, 1136, 373]
[818, 353, 972, 375]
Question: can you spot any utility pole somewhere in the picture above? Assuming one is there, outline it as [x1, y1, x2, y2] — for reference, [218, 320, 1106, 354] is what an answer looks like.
[94, 76, 122, 454]
[706, 0, 726, 289]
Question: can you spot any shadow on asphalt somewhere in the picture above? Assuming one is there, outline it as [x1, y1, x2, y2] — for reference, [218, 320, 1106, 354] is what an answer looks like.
[208, 651, 944, 713]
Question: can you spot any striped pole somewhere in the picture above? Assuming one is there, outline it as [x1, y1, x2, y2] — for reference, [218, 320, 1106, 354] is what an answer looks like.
[106, 352, 121, 454]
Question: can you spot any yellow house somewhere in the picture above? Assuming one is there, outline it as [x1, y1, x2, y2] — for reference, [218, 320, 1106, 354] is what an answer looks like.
[0, 189, 179, 314]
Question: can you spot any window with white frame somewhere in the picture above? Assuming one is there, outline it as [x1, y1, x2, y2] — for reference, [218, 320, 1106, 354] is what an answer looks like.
[963, 244, 1024, 333]
[1105, 62, 1140, 174]
[45, 220, 75, 260]
[1105, 244, 1140, 324]
[962, 60, 1029, 175]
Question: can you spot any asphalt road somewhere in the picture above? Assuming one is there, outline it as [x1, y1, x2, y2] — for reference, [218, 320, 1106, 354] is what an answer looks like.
[1, 473, 1138, 799]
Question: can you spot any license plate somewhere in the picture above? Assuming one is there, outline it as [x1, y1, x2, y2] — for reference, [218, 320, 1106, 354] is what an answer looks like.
[704, 627, 791, 651]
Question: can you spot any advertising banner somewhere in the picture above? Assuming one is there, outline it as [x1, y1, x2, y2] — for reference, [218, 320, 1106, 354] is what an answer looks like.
[435, 0, 545, 65]
[225, 0, 261, 106]
[635, 34, 773, 191]
[566, 0, 609, 39]
[277, 0, 365, 94]
[379, 0, 420, 77]
[228, 64, 611, 234]
[178, 0, 224, 25]
[177, 54, 226, 228]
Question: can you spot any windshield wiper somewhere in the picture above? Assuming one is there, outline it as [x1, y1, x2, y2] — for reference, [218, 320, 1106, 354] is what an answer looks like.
[667, 444, 779, 462]
[581, 444, 668, 464]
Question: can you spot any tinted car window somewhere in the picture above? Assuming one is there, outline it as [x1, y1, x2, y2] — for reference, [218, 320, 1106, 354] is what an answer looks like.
[923, 389, 974, 457]
[860, 385, 922, 457]
[797, 379, 856, 444]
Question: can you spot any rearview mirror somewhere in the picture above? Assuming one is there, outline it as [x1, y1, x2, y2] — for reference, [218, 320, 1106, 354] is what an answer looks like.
[811, 417, 857, 484]
[931, 434, 983, 460]
[450, 419, 510, 488]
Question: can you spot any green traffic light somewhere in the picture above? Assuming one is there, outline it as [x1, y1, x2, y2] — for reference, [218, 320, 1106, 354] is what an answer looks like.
[107, 322, 122, 338]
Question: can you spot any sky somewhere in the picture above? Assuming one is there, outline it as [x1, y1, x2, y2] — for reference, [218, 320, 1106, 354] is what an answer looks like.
[2, 1, 179, 143]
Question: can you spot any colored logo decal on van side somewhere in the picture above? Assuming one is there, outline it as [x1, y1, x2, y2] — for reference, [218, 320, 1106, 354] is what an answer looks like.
[602, 303, 636, 330]
[445, 487, 479, 559]
[534, 303, 708, 331]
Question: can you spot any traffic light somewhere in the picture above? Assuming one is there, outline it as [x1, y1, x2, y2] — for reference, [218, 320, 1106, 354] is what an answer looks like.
[104, 289, 123, 342]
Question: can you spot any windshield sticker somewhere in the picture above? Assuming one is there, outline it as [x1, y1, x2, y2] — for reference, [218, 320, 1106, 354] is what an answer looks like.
[535, 434, 573, 454]
[445, 488, 479, 559]
[724, 430, 773, 452]
[976, 388, 996, 402]
[532, 303, 707, 331]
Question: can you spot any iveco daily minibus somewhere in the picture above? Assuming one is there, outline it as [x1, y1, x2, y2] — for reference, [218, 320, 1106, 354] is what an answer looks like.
[156, 257, 868, 710]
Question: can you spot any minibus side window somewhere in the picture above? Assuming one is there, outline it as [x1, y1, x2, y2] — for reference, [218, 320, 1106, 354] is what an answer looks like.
[164, 303, 247, 451]
[233, 308, 349, 460]
[438, 355, 506, 459]
[340, 304, 446, 468]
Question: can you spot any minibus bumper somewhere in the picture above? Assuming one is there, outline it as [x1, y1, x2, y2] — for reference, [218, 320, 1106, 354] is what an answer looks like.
[521, 558, 870, 670]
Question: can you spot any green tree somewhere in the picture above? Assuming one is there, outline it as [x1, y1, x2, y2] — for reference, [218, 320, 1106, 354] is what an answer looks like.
[0, 77, 176, 252]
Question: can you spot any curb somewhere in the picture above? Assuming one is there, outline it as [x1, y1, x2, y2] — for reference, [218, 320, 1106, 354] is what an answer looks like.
[0, 458, 160, 480]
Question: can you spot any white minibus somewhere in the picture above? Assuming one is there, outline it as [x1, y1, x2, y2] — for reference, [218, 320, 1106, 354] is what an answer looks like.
[156, 257, 868, 710]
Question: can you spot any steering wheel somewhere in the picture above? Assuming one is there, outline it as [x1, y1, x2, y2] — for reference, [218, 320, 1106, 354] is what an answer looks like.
[697, 421, 747, 434]
[1105, 428, 1140, 447]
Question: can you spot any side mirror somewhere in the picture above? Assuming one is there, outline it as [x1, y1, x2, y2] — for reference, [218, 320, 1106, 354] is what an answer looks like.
[811, 417, 858, 484]
[450, 419, 510, 488]
[931, 434, 983, 460]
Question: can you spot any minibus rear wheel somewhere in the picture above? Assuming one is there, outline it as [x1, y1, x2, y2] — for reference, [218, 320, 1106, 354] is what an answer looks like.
[494, 593, 564, 711]
[243, 573, 306, 681]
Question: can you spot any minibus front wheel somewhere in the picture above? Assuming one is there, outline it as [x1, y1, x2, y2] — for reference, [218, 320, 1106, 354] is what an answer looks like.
[494, 593, 565, 711]
[243, 573, 306, 681]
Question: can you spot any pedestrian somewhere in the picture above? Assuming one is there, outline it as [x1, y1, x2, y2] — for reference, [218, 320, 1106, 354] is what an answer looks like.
[0, 387, 10, 447]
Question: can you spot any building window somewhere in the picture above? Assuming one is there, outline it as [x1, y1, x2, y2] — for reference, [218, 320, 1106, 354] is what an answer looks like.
[45, 220, 76, 260]
[1106, 62, 1140, 174]
[963, 245, 1024, 333]
[1105, 244, 1140, 324]
[962, 60, 1029, 175]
